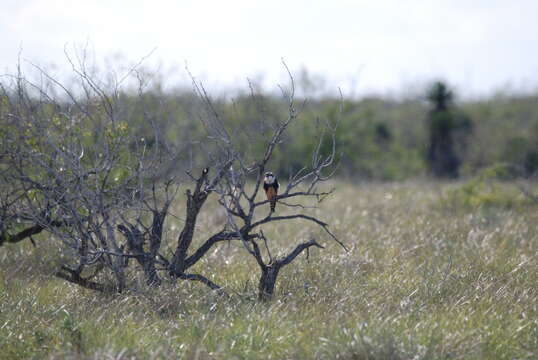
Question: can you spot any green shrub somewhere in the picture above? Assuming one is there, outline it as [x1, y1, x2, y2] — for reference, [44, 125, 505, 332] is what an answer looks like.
[442, 164, 534, 209]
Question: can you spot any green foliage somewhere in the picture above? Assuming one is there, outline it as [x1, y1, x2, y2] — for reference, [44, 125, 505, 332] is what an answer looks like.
[442, 164, 534, 210]
[463, 94, 538, 176]
[5, 84, 532, 182]
[524, 150, 538, 174]
[427, 81, 453, 110]
[425, 81, 472, 178]
[89, 87, 532, 181]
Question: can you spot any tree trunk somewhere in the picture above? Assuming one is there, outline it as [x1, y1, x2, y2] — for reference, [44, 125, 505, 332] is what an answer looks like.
[170, 170, 210, 276]
[255, 239, 324, 301]
[258, 265, 280, 301]
[117, 224, 161, 286]
[143, 260, 161, 286]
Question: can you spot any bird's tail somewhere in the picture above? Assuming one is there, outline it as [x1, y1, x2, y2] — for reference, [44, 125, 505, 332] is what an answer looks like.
[270, 198, 276, 212]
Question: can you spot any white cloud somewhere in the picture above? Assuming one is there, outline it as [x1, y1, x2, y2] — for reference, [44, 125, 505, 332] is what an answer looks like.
[1, 0, 537, 97]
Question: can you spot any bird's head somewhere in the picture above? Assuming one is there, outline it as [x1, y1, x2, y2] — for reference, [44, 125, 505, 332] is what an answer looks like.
[264, 171, 276, 184]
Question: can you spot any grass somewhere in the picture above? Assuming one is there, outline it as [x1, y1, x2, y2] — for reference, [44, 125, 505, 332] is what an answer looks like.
[1, 181, 537, 359]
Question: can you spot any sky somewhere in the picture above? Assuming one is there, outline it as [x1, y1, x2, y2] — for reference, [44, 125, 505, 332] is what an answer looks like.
[1, 0, 537, 98]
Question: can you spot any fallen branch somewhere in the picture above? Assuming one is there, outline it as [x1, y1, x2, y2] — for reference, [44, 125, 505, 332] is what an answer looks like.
[55, 265, 116, 293]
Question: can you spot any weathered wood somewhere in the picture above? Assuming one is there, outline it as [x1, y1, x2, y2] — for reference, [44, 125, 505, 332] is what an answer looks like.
[257, 239, 324, 301]
[179, 273, 227, 296]
[183, 230, 245, 270]
[117, 223, 161, 286]
[258, 265, 280, 301]
[169, 169, 210, 276]
[55, 265, 116, 293]
[0, 220, 63, 247]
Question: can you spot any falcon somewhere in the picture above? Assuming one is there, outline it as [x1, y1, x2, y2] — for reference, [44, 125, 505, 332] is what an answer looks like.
[263, 171, 279, 212]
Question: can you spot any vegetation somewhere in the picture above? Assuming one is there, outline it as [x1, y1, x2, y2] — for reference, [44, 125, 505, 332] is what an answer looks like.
[425, 81, 472, 178]
[0, 61, 343, 301]
[5, 72, 537, 183]
[1, 182, 537, 359]
[1, 60, 537, 358]
[132, 88, 537, 181]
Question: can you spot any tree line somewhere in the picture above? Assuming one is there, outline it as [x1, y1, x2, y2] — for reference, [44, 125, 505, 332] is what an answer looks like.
[26, 79, 533, 182]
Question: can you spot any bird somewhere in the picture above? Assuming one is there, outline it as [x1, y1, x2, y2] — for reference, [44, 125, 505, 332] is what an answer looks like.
[263, 171, 279, 212]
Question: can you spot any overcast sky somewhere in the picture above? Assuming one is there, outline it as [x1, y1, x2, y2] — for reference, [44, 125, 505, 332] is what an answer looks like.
[1, 0, 537, 97]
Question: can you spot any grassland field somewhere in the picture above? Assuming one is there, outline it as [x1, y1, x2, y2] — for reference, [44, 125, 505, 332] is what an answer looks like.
[1, 181, 537, 359]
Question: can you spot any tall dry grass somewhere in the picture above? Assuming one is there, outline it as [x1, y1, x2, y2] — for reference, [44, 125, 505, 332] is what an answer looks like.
[1, 181, 536, 359]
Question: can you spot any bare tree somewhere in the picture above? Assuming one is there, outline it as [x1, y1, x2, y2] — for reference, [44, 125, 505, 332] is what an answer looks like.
[1, 56, 345, 300]
[185, 63, 347, 300]
[0, 55, 235, 292]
